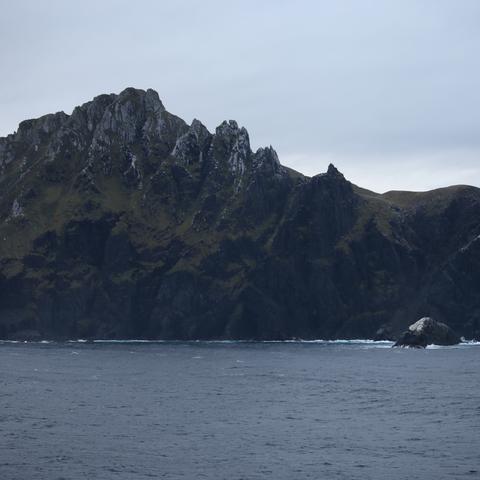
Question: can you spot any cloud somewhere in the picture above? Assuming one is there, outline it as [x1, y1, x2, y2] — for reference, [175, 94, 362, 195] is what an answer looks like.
[1, 0, 479, 191]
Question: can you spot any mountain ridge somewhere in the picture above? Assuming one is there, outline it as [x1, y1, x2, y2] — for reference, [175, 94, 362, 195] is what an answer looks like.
[1, 87, 479, 340]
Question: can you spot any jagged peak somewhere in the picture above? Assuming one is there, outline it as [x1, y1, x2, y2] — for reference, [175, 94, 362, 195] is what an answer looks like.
[253, 146, 280, 166]
[215, 120, 249, 137]
[327, 163, 342, 176]
[255, 145, 277, 157]
[190, 118, 211, 139]
[317, 163, 346, 181]
[216, 120, 239, 135]
[116, 87, 165, 112]
[116, 87, 160, 102]
[191, 118, 206, 129]
[16, 111, 69, 142]
[214, 120, 250, 151]
[252, 146, 282, 176]
[117, 86, 144, 98]
[145, 89, 165, 113]
[171, 119, 212, 165]
[6, 88, 168, 144]
[109, 88, 165, 118]
[309, 163, 348, 189]
[89, 93, 117, 107]
[74, 88, 165, 119]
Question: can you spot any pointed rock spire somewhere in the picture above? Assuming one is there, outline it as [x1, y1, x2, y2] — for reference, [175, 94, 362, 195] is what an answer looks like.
[327, 163, 340, 175]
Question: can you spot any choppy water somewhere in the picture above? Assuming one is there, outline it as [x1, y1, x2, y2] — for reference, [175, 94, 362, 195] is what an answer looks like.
[1, 341, 479, 480]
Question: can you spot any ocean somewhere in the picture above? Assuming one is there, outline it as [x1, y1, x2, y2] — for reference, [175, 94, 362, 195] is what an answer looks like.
[1, 340, 479, 479]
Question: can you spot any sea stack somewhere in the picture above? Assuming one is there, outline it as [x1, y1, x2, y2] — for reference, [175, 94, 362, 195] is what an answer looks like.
[393, 317, 461, 348]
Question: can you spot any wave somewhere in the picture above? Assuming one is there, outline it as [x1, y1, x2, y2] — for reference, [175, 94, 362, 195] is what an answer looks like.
[426, 341, 480, 349]
[87, 339, 395, 345]
[0, 338, 394, 345]
[459, 339, 480, 345]
[1, 338, 479, 347]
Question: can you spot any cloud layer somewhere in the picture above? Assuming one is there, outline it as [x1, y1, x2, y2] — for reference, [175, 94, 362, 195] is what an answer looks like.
[1, 0, 479, 192]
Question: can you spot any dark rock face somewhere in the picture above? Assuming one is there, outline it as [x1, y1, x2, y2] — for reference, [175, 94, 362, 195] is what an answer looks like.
[1, 88, 480, 340]
[393, 317, 461, 348]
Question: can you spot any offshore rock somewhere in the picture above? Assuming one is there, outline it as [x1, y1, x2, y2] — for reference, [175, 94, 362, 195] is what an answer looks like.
[393, 317, 461, 348]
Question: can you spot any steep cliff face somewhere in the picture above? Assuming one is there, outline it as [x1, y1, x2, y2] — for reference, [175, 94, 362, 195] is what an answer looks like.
[1, 88, 479, 340]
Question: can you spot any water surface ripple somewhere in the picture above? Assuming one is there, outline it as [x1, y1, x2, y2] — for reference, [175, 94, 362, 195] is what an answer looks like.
[1, 341, 479, 479]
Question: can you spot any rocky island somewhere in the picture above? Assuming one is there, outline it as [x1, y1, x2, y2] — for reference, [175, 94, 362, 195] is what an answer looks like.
[393, 317, 461, 348]
[1, 88, 479, 341]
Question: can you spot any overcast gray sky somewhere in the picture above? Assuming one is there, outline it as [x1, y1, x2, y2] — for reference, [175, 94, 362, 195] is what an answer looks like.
[1, 0, 479, 192]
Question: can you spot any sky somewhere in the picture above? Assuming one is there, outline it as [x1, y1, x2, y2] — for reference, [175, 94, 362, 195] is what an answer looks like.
[1, 0, 479, 193]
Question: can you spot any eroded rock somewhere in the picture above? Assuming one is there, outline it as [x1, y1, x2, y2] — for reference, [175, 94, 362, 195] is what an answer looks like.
[393, 317, 460, 348]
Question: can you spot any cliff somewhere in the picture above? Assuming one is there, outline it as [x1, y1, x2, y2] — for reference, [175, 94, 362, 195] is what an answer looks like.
[1, 88, 479, 340]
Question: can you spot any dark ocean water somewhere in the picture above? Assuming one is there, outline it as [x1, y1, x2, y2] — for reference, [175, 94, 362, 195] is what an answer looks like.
[1, 341, 479, 480]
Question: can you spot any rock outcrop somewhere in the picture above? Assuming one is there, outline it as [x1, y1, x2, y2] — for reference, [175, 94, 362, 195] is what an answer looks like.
[393, 317, 461, 348]
[0, 88, 480, 340]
